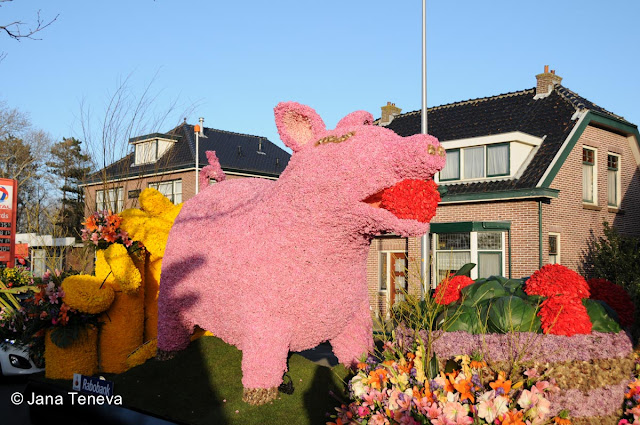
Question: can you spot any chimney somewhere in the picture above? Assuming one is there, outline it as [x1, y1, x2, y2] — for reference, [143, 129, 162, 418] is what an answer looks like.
[535, 65, 562, 98]
[198, 117, 205, 137]
[379, 102, 402, 126]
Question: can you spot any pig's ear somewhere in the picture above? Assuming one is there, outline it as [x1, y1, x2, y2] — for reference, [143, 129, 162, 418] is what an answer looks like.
[336, 111, 374, 129]
[274, 102, 326, 152]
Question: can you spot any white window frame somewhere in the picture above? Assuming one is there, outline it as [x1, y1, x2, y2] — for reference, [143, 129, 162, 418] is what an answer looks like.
[432, 231, 506, 284]
[148, 179, 182, 204]
[438, 143, 511, 183]
[582, 146, 597, 204]
[96, 187, 125, 213]
[607, 152, 621, 208]
[548, 232, 560, 265]
[134, 140, 159, 165]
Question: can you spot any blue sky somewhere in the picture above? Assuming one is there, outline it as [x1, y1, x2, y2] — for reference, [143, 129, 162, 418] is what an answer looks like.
[2, 0, 639, 154]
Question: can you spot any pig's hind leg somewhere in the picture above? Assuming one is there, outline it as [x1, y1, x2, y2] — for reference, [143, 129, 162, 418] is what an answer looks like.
[156, 296, 195, 358]
[330, 300, 374, 368]
[241, 331, 290, 405]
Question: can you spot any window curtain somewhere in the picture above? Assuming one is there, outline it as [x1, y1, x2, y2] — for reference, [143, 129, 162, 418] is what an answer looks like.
[436, 251, 471, 282]
[487, 144, 509, 176]
[174, 180, 183, 204]
[608, 169, 617, 206]
[464, 147, 484, 179]
[583, 163, 593, 202]
[440, 150, 460, 180]
[96, 190, 104, 211]
[478, 252, 501, 278]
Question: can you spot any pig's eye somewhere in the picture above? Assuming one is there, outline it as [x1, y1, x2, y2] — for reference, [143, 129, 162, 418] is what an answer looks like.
[315, 131, 355, 146]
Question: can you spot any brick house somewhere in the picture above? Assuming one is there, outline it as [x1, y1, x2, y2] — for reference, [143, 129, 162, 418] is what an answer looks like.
[369, 67, 640, 318]
[83, 121, 291, 216]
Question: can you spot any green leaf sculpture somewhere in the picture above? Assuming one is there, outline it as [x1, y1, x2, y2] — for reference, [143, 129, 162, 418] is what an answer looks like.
[487, 296, 542, 333]
[461, 279, 510, 307]
[582, 299, 621, 333]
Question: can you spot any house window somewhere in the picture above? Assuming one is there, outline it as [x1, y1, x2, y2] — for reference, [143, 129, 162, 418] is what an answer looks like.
[435, 233, 471, 283]
[477, 232, 503, 278]
[582, 147, 596, 203]
[549, 233, 560, 264]
[463, 147, 485, 179]
[134, 140, 158, 165]
[487, 143, 509, 177]
[433, 231, 505, 283]
[440, 143, 510, 182]
[149, 179, 182, 204]
[440, 149, 460, 180]
[607, 153, 620, 207]
[96, 187, 124, 213]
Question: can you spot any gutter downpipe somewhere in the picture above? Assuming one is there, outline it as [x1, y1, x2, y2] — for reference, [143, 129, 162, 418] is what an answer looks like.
[508, 228, 512, 279]
[420, 0, 429, 299]
[195, 127, 200, 195]
[538, 200, 543, 269]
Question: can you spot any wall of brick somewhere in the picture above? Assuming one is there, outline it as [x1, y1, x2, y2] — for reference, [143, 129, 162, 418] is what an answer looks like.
[430, 200, 540, 278]
[84, 170, 249, 217]
[365, 124, 640, 318]
[543, 124, 640, 276]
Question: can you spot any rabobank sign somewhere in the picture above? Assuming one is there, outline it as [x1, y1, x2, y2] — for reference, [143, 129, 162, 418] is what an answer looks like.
[73, 373, 115, 397]
[0, 185, 12, 210]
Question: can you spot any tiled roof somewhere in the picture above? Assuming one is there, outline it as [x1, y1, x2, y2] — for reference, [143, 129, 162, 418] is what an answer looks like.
[88, 123, 290, 183]
[384, 85, 629, 196]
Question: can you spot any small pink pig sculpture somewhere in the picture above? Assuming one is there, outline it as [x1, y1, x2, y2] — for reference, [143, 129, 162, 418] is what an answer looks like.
[158, 102, 446, 404]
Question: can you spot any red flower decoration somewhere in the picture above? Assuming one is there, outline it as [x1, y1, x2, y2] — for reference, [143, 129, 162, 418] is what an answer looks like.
[587, 278, 635, 328]
[524, 264, 590, 298]
[433, 275, 475, 305]
[380, 179, 440, 223]
[538, 295, 592, 336]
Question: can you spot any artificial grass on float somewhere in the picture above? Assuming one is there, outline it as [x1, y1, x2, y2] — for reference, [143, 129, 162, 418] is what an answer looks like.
[39, 336, 349, 425]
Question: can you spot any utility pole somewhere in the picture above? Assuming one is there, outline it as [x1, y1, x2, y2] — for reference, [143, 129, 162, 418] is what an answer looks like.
[420, 0, 430, 295]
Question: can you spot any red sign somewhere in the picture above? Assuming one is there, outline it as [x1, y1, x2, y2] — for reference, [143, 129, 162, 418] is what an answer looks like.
[0, 178, 17, 268]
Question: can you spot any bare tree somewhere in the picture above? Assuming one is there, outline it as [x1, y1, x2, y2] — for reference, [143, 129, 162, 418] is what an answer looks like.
[80, 72, 198, 214]
[0, 101, 53, 231]
[0, 0, 58, 61]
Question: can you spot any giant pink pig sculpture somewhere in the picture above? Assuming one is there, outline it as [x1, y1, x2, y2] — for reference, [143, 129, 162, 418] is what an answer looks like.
[158, 102, 446, 404]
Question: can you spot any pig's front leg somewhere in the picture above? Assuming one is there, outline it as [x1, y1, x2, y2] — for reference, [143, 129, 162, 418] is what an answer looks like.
[241, 331, 289, 405]
[330, 300, 374, 368]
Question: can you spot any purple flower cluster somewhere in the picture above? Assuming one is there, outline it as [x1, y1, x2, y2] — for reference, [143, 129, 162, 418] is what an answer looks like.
[547, 380, 628, 417]
[430, 331, 632, 363]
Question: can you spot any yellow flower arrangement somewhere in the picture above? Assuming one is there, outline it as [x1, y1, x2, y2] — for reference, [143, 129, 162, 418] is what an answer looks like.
[61, 275, 115, 314]
[97, 250, 145, 374]
[139, 187, 182, 222]
[120, 188, 182, 259]
[45, 326, 98, 379]
[103, 243, 142, 294]
[144, 253, 162, 341]
[126, 339, 157, 369]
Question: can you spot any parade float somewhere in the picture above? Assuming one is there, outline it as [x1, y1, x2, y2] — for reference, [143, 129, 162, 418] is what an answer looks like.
[3, 102, 635, 425]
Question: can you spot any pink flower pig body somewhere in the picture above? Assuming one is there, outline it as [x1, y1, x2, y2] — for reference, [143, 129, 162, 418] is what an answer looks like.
[158, 102, 446, 390]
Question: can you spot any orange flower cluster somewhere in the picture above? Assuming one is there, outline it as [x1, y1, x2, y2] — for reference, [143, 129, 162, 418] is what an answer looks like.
[82, 210, 132, 247]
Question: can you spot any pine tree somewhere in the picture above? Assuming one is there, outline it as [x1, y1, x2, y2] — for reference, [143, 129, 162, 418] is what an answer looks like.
[46, 137, 92, 238]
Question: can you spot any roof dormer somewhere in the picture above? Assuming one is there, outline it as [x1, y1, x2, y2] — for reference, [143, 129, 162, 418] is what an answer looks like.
[129, 133, 180, 166]
[435, 131, 544, 184]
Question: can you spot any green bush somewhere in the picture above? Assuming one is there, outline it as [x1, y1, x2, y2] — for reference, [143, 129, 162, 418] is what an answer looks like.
[585, 221, 640, 300]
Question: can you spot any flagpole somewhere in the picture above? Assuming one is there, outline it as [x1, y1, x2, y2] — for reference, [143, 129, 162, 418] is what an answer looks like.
[420, 0, 430, 295]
